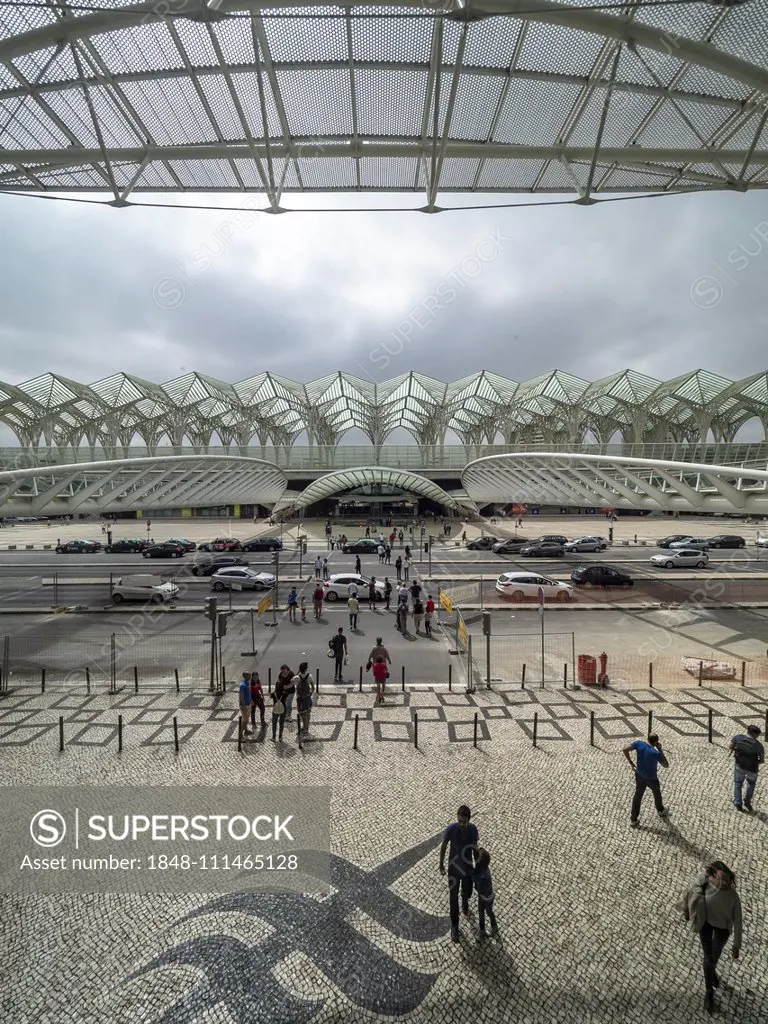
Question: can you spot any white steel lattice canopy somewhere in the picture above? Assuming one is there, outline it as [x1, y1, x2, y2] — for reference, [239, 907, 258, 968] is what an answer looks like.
[1, 1, 768, 209]
[3, 369, 768, 447]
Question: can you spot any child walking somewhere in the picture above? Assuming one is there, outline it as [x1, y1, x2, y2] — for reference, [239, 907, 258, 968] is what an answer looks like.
[300, 594, 307, 621]
[473, 847, 499, 939]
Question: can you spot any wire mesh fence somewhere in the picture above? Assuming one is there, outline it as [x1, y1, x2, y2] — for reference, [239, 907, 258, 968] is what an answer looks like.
[0, 633, 213, 691]
[469, 631, 576, 688]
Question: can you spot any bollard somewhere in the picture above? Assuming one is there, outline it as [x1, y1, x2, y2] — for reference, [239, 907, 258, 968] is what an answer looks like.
[85, 666, 90, 694]
[708, 707, 713, 743]
[173, 716, 179, 753]
[764, 706, 767, 737]
[315, 669, 319, 695]
[414, 712, 419, 749]
[353, 714, 359, 750]
[41, 668, 45, 693]
[401, 665, 405, 692]
[521, 663, 526, 688]
[268, 667, 272, 694]
[59, 715, 64, 752]
[238, 718, 242, 752]
[359, 666, 363, 692]
[649, 662, 653, 688]
[698, 660, 703, 688]
[118, 714, 123, 752]
[563, 662, 568, 689]
[648, 709, 653, 736]
[741, 661, 746, 687]
[473, 712, 478, 748]
[134, 666, 138, 694]
[590, 710, 595, 747]
[175, 668, 180, 694]
[222, 665, 227, 691]
[449, 664, 452, 691]
[533, 712, 538, 748]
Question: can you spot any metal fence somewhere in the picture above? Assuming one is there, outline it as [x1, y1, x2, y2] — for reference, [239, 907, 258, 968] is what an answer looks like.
[0, 633, 213, 691]
[468, 631, 576, 690]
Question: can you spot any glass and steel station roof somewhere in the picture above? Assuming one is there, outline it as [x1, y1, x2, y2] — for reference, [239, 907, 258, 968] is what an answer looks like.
[1, 1, 768, 208]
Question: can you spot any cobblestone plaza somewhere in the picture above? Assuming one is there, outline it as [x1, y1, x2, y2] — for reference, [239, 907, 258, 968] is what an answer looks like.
[2, 681, 767, 1024]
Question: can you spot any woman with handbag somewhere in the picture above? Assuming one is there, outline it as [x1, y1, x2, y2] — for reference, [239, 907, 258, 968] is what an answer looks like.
[294, 661, 315, 735]
[683, 861, 743, 1013]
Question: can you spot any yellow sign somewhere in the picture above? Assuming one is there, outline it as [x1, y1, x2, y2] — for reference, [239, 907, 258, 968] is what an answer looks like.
[233, 504, 241, 518]
[181, 508, 192, 518]
[458, 619, 468, 650]
[257, 593, 273, 616]
[439, 591, 454, 613]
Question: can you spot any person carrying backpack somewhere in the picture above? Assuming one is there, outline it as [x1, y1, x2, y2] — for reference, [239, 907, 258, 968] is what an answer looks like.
[729, 724, 764, 813]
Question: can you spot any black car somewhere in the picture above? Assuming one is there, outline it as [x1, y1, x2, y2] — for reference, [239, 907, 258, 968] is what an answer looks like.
[55, 539, 102, 553]
[657, 535, 693, 548]
[103, 538, 148, 553]
[341, 539, 380, 554]
[707, 534, 746, 549]
[197, 538, 241, 552]
[571, 564, 633, 587]
[142, 542, 186, 559]
[167, 537, 197, 552]
[520, 541, 565, 557]
[465, 537, 498, 551]
[239, 536, 283, 552]
[190, 554, 249, 576]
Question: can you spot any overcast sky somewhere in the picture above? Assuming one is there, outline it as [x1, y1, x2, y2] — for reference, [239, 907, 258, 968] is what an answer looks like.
[0, 188, 766, 420]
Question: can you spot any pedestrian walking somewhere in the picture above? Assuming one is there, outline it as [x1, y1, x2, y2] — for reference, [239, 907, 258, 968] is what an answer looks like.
[322, 557, 328, 578]
[384, 577, 393, 610]
[395, 555, 403, 582]
[377, 543, 385, 564]
[623, 733, 669, 826]
[403, 556, 411, 581]
[473, 847, 498, 940]
[347, 580, 359, 599]
[425, 594, 435, 635]
[276, 664, 295, 719]
[372, 656, 389, 705]
[287, 586, 298, 622]
[300, 594, 307, 621]
[348, 595, 359, 629]
[385, 544, 392, 564]
[329, 626, 347, 681]
[409, 579, 421, 603]
[330, 536, 335, 551]
[365, 525, 370, 538]
[439, 805, 479, 943]
[249, 671, 266, 728]
[404, 544, 411, 560]
[366, 637, 391, 670]
[398, 598, 409, 634]
[313, 582, 324, 619]
[239, 671, 253, 737]
[355, 555, 361, 575]
[271, 675, 288, 742]
[682, 861, 742, 1014]
[294, 660, 315, 735]
[314, 556, 323, 579]
[398, 529, 404, 545]
[368, 576, 377, 611]
[729, 724, 764, 812]
[413, 597, 424, 634]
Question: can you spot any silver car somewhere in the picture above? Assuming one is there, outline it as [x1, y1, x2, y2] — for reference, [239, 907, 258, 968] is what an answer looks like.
[564, 536, 608, 553]
[649, 548, 709, 569]
[112, 574, 179, 604]
[211, 567, 276, 592]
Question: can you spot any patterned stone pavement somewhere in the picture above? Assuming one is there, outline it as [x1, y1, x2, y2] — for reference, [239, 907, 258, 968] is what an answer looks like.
[2, 682, 767, 1024]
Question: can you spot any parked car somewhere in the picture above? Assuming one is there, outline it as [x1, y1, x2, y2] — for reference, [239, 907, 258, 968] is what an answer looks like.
[210, 567, 276, 592]
[55, 539, 102, 553]
[491, 537, 531, 555]
[571, 564, 633, 587]
[706, 535, 746, 549]
[649, 549, 709, 568]
[323, 573, 385, 602]
[465, 537, 499, 551]
[142, 542, 186, 559]
[756, 535, 768, 548]
[190, 554, 249, 576]
[537, 535, 569, 546]
[656, 535, 694, 548]
[103, 538, 148, 553]
[197, 538, 241, 552]
[239, 536, 283, 552]
[519, 541, 566, 557]
[669, 537, 710, 550]
[564, 536, 609, 553]
[166, 537, 197, 551]
[340, 539, 380, 554]
[495, 572, 572, 601]
[112, 574, 179, 604]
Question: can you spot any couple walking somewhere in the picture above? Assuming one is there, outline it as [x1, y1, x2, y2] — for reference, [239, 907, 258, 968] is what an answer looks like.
[438, 805, 498, 943]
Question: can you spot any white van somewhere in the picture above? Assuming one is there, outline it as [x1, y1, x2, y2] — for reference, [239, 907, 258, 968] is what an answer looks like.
[112, 574, 179, 604]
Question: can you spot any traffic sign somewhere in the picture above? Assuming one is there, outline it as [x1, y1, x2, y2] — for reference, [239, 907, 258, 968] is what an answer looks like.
[257, 592, 273, 616]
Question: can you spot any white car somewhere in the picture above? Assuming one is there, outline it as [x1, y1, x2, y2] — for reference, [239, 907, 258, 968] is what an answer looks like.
[210, 567, 276, 592]
[495, 572, 573, 601]
[649, 549, 709, 568]
[564, 536, 609, 553]
[757, 536, 768, 548]
[112, 574, 178, 604]
[323, 573, 385, 602]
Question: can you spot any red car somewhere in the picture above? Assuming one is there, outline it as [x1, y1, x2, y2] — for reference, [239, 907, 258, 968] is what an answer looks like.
[198, 537, 241, 552]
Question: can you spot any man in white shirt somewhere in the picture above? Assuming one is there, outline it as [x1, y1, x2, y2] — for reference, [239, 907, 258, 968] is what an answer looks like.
[348, 581, 359, 598]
